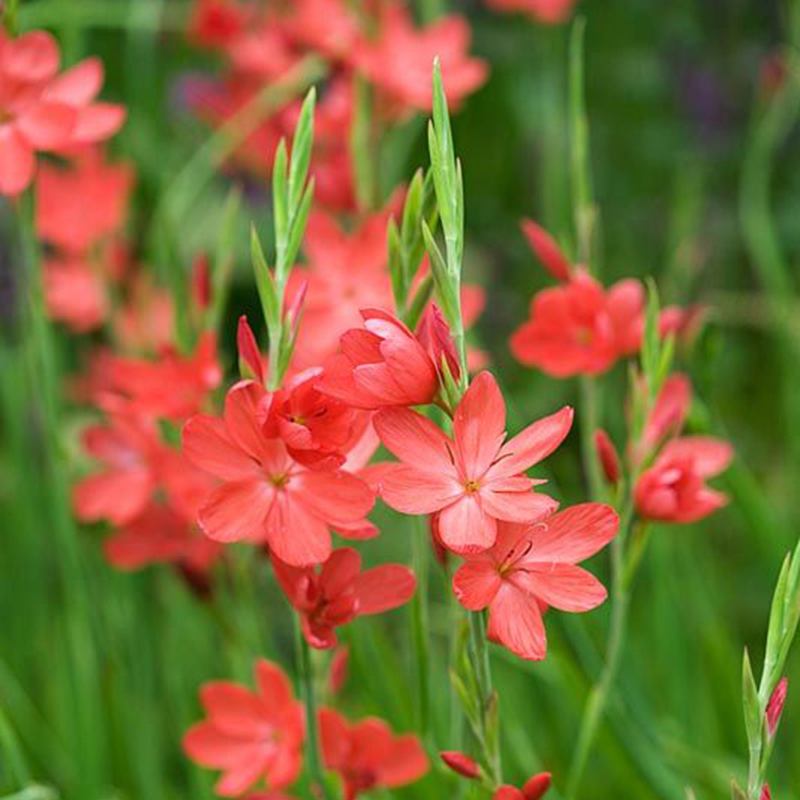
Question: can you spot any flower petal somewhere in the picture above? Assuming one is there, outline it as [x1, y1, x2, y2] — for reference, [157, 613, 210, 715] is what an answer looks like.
[453, 371, 506, 478]
[514, 563, 607, 613]
[355, 564, 416, 614]
[487, 583, 547, 661]
[526, 502, 618, 563]
[374, 407, 456, 473]
[197, 480, 271, 542]
[378, 464, 462, 515]
[183, 414, 260, 480]
[438, 495, 497, 554]
[452, 559, 501, 610]
[0, 125, 35, 196]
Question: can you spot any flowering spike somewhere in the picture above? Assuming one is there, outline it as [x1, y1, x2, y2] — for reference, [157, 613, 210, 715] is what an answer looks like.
[440, 750, 481, 780]
[766, 677, 788, 737]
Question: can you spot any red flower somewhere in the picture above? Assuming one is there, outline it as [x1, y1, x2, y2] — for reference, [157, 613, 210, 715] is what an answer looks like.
[188, 0, 249, 49]
[289, 206, 396, 370]
[510, 268, 644, 377]
[43, 256, 109, 332]
[318, 308, 447, 410]
[373, 372, 571, 553]
[0, 30, 125, 195]
[183, 659, 304, 797]
[352, 4, 487, 118]
[634, 437, 733, 523]
[493, 772, 552, 800]
[73, 414, 161, 525]
[272, 547, 416, 648]
[318, 707, 429, 799]
[183, 381, 374, 565]
[486, 0, 576, 24]
[453, 504, 618, 660]
[36, 151, 133, 253]
[284, 0, 361, 61]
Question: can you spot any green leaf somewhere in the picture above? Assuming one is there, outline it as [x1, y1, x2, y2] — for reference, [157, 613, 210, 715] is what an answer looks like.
[209, 186, 242, 332]
[285, 179, 315, 273]
[287, 87, 316, 212]
[742, 648, 762, 746]
[387, 218, 405, 311]
[404, 273, 434, 331]
[251, 226, 279, 332]
[641, 278, 661, 396]
[422, 220, 458, 330]
[272, 139, 289, 242]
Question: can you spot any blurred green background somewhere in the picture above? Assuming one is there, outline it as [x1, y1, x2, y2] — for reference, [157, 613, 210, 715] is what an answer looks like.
[1, 0, 799, 798]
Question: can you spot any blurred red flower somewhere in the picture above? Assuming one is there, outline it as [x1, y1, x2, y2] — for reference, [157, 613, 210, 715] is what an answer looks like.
[486, 0, 576, 24]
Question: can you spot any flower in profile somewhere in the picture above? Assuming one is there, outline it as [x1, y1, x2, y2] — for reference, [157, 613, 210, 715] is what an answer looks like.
[183, 381, 374, 565]
[317, 308, 452, 410]
[634, 437, 732, 523]
[352, 4, 487, 117]
[493, 772, 552, 799]
[374, 371, 571, 553]
[318, 707, 429, 799]
[453, 504, 618, 660]
[183, 659, 304, 797]
[0, 30, 125, 195]
[272, 547, 415, 648]
[485, 0, 576, 24]
[73, 414, 161, 526]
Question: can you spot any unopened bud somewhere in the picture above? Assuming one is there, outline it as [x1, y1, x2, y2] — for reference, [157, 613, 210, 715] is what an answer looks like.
[522, 772, 552, 800]
[594, 429, 621, 484]
[760, 783, 771, 800]
[520, 219, 572, 282]
[766, 677, 788, 737]
[191, 253, 211, 311]
[237, 315, 264, 383]
[440, 751, 480, 780]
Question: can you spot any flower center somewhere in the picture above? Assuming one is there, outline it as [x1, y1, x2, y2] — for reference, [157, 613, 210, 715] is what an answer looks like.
[463, 479, 481, 494]
[269, 472, 290, 488]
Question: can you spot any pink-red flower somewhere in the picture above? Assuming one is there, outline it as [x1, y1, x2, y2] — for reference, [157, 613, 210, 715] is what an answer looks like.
[318, 707, 429, 799]
[634, 437, 733, 523]
[272, 547, 415, 648]
[183, 659, 304, 797]
[318, 308, 453, 410]
[453, 504, 618, 660]
[183, 381, 375, 565]
[373, 371, 572, 554]
[0, 30, 125, 195]
[352, 4, 487, 118]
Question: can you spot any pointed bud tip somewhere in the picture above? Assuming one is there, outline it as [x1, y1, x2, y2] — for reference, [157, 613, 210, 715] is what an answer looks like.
[440, 751, 480, 780]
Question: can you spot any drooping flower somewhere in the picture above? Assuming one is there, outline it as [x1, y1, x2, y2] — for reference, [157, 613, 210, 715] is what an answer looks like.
[351, 4, 487, 118]
[634, 437, 733, 523]
[183, 381, 375, 566]
[0, 30, 126, 195]
[493, 772, 552, 800]
[272, 547, 415, 648]
[373, 371, 572, 553]
[453, 504, 618, 660]
[317, 308, 454, 410]
[318, 707, 429, 799]
[183, 659, 304, 797]
[485, 0, 576, 24]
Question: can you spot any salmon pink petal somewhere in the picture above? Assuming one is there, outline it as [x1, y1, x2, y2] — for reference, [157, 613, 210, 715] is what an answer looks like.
[266, 495, 332, 566]
[528, 503, 619, 563]
[355, 565, 416, 614]
[674, 487, 729, 523]
[294, 470, 375, 524]
[183, 723, 247, 768]
[487, 583, 547, 660]
[454, 371, 506, 477]
[183, 414, 260, 480]
[73, 468, 151, 525]
[197, 480, 271, 542]
[3, 31, 59, 81]
[334, 518, 379, 540]
[349, 718, 394, 764]
[492, 406, 574, 479]
[319, 708, 350, 768]
[452, 560, 502, 610]
[481, 488, 558, 523]
[16, 100, 76, 148]
[438, 495, 497, 553]
[216, 751, 271, 797]
[377, 735, 430, 787]
[254, 659, 294, 717]
[72, 102, 126, 142]
[0, 126, 35, 196]
[319, 548, 362, 597]
[378, 464, 462, 514]
[224, 381, 271, 459]
[46, 57, 103, 104]
[264, 742, 302, 789]
[374, 407, 456, 473]
[662, 436, 733, 477]
[640, 373, 692, 455]
[515, 563, 607, 612]
[200, 682, 267, 734]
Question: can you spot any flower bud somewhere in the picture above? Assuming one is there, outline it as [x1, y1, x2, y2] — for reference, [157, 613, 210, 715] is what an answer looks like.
[522, 772, 552, 800]
[766, 677, 788, 737]
[237, 315, 264, 383]
[440, 750, 480, 779]
[520, 219, 572, 282]
[594, 429, 621, 485]
[760, 783, 771, 800]
[328, 646, 349, 695]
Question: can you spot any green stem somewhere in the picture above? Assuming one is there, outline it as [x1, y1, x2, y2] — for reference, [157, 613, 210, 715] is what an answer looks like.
[565, 501, 634, 800]
[579, 376, 603, 500]
[294, 621, 331, 800]
[410, 515, 432, 741]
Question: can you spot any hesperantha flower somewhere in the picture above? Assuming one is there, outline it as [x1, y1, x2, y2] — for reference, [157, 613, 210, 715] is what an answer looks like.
[318, 707, 429, 799]
[351, 3, 488, 118]
[317, 307, 457, 410]
[183, 659, 304, 797]
[271, 547, 416, 648]
[634, 436, 733, 524]
[453, 504, 619, 660]
[182, 380, 375, 565]
[373, 371, 572, 554]
[0, 30, 126, 195]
